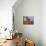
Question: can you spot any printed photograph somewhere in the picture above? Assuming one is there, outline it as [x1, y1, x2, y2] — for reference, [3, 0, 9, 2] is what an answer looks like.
[23, 16, 34, 24]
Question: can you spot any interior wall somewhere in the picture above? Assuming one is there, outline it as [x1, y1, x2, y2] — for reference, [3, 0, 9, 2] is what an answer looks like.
[13, 0, 41, 46]
[41, 0, 46, 46]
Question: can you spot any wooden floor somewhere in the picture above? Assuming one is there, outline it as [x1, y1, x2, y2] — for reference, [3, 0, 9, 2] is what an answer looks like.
[0, 39, 16, 46]
[0, 33, 23, 46]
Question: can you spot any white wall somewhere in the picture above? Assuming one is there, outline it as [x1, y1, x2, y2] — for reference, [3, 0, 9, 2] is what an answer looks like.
[13, 0, 46, 46]
[0, 0, 16, 30]
[41, 0, 46, 46]
[13, 0, 41, 46]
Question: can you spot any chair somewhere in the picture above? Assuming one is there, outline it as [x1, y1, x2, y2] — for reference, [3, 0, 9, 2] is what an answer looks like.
[25, 40, 35, 46]
[15, 33, 23, 46]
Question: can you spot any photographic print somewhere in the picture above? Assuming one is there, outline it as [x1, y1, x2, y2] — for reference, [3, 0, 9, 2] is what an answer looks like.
[23, 16, 34, 25]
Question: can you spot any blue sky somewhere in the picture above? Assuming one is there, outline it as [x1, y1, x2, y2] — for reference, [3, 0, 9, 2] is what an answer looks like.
[25, 16, 34, 21]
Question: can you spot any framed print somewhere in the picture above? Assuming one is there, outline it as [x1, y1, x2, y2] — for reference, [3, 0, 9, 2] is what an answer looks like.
[23, 16, 34, 25]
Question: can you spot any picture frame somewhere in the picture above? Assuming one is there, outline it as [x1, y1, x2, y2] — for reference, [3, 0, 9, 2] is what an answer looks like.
[23, 16, 34, 25]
